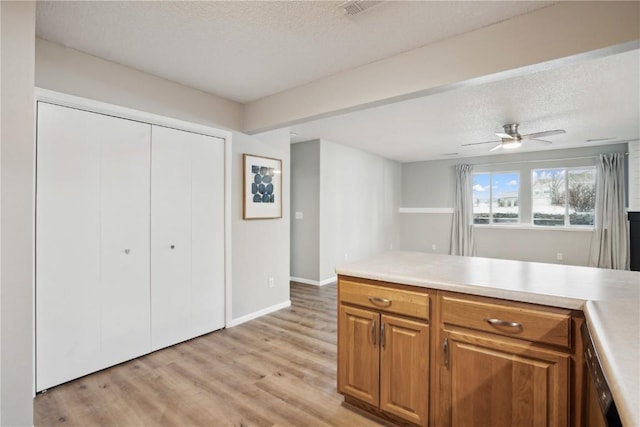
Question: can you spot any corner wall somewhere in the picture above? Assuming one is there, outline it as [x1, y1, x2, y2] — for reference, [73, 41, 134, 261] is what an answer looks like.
[400, 144, 629, 266]
[290, 141, 320, 281]
[1, 2, 36, 425]
[231, 129, 291, 320]
[319, 140, 401, 281]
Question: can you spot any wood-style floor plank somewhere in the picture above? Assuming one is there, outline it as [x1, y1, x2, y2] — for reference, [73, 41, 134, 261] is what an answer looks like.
[34, 282, 382, 426]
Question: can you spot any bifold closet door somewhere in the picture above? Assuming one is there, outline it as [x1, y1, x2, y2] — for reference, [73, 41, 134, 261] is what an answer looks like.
[151, 126, 224, 351]
[36, 103, 151, 391]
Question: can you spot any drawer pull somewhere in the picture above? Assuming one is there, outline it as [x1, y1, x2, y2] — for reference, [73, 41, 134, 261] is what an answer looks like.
[486, 318, 522, 329]
[368, 296, 391, 306]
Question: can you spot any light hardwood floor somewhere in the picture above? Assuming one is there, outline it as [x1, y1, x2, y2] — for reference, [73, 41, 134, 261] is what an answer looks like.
[35, 282, 382, 427]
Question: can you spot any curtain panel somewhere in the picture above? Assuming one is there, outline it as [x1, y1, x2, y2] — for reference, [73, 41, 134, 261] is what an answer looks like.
[450, 164, 476, 256]
[589, 152, 629, 270]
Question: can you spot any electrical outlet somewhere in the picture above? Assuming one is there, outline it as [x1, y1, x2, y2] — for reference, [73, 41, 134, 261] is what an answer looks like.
[268, 277, 275, 288]
[432, 244, 437, 251]
[344, 253, 349, 262]
[557, 253, 563, 261]
[295, 211, 303, 219]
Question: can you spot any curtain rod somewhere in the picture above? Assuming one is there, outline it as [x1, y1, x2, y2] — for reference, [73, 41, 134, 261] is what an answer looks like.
[472, 152, 628, 168]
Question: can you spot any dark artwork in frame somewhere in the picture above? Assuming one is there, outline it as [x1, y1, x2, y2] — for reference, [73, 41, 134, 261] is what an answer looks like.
[243, 154, 282, 219]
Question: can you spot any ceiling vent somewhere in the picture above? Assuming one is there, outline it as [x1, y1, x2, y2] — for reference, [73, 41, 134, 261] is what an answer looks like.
[339, 1, 384, 17]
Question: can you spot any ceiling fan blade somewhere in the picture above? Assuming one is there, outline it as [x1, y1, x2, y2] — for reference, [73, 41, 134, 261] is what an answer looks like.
[530, 139, 552, 144]
[496, 132, 515, 139]
[521, 129, 565, 139]
[489, 143, 503, 152]
[461, 140, 501, 147]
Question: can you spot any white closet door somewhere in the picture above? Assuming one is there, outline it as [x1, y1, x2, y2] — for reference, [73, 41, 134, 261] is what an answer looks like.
[191, 134, 225, 336]
[100, 121, 151, 367]
[37, 103, 102, 391]
[36, 103, 151, 390]
[151, 126, 193, 350]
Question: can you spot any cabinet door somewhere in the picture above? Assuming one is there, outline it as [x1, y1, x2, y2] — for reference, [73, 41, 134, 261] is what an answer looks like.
[151, 126, 193, 351]
[338, 305, 380, 406]
[442, 331, 569, 427]
[380, 314, 429, 427]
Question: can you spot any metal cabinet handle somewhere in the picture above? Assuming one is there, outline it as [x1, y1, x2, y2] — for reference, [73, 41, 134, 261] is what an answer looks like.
[368, 296, 391, 306]
[380, 322, 386, 349]
[443, 337, 449, 368]
[486, 318, 522, 328]
[371, 320, 377, 345]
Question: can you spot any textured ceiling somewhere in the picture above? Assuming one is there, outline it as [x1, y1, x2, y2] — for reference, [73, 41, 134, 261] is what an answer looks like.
[290, 49, 640, 162]
[36, 1, 554, 103]
[35, 1, 639, 162]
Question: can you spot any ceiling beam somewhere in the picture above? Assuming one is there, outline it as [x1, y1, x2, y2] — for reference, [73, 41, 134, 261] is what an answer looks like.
[243, 1, 640, 134]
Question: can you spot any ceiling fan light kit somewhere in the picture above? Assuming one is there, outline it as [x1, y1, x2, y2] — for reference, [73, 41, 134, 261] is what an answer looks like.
[462, 123, 566, 152]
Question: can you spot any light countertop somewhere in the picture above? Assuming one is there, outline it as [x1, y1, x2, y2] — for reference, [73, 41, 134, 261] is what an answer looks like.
[335, 251, 639, 426]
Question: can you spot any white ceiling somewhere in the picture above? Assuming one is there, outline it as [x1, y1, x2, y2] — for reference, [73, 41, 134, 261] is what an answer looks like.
[35, 1, 639, 163]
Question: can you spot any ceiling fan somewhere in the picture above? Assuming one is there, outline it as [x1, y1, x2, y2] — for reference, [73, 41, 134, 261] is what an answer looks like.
[462, 123, 566, 151]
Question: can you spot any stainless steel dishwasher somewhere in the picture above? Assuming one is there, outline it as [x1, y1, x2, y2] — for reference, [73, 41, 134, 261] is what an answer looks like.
[581, 322, 622, 427]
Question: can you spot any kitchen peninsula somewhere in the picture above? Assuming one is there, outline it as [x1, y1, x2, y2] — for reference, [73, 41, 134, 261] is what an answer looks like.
[336, 251, 639, 427]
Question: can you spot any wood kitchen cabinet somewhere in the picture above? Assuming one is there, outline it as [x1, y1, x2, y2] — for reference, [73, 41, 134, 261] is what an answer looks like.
[337, 277, 585, 427]
[338, 277, 430, 427]
[435, 293, 579, 427]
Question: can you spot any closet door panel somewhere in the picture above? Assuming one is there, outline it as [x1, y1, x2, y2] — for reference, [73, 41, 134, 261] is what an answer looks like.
[36, 103, 103, 390]
[151, 126, 192, 351]
[100, 122, 151, 367]
[191, 134, 225, 336]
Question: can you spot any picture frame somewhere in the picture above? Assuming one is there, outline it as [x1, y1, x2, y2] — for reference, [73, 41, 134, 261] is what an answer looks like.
[243, 153, 282, 219]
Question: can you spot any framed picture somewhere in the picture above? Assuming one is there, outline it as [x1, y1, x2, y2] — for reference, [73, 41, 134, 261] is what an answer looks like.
[243, 153, 282, 219]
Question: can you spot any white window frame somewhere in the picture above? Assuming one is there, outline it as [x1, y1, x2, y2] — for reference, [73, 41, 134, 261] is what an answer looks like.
[531, 166, 597, 228]
[473, 171, 521, 225]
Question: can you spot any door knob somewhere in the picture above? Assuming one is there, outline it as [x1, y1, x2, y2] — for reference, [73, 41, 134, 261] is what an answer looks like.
[170, 245, 175, 250]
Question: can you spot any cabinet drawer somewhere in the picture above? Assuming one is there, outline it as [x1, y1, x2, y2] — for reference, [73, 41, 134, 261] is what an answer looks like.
[340, 279, 429, 320]
[441, 296, 570, 348]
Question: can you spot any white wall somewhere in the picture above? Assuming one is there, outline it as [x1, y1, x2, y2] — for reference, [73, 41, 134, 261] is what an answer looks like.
[400, 144, 629, 266]
[319, 140, 401, 281]
[231, 129, 291, 319]
[36, 38, 243, 131]
[290, 141, 320, 281]
[1, 2, 35, 425]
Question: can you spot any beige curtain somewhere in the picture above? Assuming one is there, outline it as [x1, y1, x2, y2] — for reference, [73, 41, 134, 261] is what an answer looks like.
[589, 153, 629, 270]
[450, 164, 476, 256]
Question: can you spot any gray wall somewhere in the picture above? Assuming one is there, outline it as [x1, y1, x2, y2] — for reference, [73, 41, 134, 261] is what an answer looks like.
[400, 144, 628, 266]
[290, 141, 320, 280]
[1, 2, 35, 425]
[35, 38, 243, 131]
[319, 140, 401, 281]
[232, 129, 291, 318]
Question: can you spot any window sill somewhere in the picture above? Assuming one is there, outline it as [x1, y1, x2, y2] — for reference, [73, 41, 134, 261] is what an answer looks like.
[474, 224, 594, 232]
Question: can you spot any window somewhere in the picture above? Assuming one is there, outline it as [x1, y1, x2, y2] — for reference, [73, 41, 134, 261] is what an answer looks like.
[473, 172, 520, 224]
[532, 167, 596, 226]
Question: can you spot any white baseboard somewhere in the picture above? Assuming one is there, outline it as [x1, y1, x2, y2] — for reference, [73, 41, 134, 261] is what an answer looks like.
[290, 276, 337, 286]
[227, 300, 291, 328]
